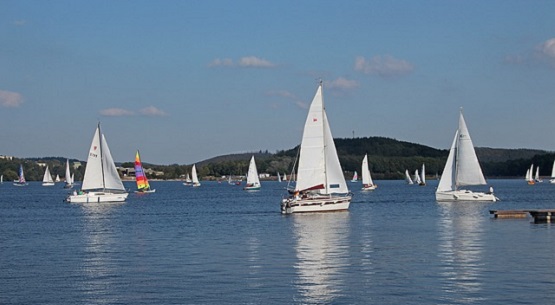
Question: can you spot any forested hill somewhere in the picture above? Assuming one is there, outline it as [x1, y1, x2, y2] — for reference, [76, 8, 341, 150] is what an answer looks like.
[2, 137, 553, 181]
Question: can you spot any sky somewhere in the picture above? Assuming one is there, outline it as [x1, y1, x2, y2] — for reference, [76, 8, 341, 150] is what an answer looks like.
[1, 0, 555, 165]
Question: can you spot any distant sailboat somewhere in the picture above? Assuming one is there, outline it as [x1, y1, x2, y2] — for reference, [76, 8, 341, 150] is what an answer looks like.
[64, 159, 74, 189]
[66, 123, 128, 203]
[534, 166, 543, 183]
[361, 154, 377, 191]
[419, 164, 426, 186]
[42, 166, 55, 186]
[244, 155, 261, 190]
[281, 81, 351, 214]
[551, 159, 555, 184]
[351, 171, 358, 183]
[55, 174, 61, 183]
[0, 174, 3, 184]
[405, 169, 414, 184]
[13, 164, 28, 186]
[191, 164, 201, 187]
[413, 169, 422, 185]
[277, 172, 282, 183]
[525, 164, 535, 185]
[435, 109, 497, 202]
[134, 150, 156, 193]
[183, 172, 192, 186]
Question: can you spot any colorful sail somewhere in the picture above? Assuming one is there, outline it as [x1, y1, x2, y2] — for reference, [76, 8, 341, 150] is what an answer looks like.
[135, 150, 151, 191]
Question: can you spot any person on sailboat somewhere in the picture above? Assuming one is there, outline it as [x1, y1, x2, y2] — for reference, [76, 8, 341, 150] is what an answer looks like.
[488, 186, 494, 194]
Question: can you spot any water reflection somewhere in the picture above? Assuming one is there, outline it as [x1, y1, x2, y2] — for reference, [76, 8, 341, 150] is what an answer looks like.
[437, 203, 487, 304]
[292, 212, 350, 304]
[79, 202, 124, 304]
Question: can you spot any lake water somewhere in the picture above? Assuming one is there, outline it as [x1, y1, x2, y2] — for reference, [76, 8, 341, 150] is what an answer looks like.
[1, 179, 555, 304]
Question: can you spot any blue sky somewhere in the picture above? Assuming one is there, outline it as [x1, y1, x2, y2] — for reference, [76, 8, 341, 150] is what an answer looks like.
[1, 0, 554, 164]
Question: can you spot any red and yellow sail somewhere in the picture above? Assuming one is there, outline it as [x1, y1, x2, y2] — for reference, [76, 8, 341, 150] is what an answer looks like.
[134, 150, 150, 191]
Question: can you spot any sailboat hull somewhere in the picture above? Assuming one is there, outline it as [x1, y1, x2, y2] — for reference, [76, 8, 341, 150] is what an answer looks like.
[550, 179, 555, 184]
[281, 195, 351, 214]
[42, 182, 55, 186]
[435, 190, 497, 202]
[67, 191, 129, 203]
[362, 184, 377, 191]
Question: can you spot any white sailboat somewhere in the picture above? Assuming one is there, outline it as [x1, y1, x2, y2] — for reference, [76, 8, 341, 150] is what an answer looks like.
[55, 174, 61, 183]
[0, 174, 3, 184]
[351, 171, 358, 183]
[405, 169, 414, 184]
[525, 164, 535, 185]
[550, 159, 555, 184]
[183, 172, 192, 186]
[419, 163, 426, 186]
[66, 123, 128, 203]
[361, 154, 377, 191]
[42, 166, 55, 186]
[436, 109, 497, 202]
[191, 164, 201, 187]
[281, 81, 351, 214]
[64, 159, 74, 189]
[277, 172, 282, 183]
[413, 169, 422, 185]
[244, 155, 261, 190]
[534, 166, 543, 183]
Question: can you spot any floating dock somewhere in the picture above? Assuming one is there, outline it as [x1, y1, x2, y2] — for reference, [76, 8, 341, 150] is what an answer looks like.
[489, 210, 529, 219]
[490, 210, 555, 222]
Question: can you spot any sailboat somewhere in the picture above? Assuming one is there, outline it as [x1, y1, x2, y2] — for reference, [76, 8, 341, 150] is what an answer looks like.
[13, 164, 28, 186]
[419, 164, 426, 186]
[244, 155, 261, 190]
[435, 109, 497, 202]
[183, 172, 192, 186]
[134, 150, 156, 193]
[1, 174, 3, 184]
[550, 159, 555, 184]
[413, 169, 422, 185]
[66, 123, 128, 203]
[55, 174, 61, 183]
[191, 164, 201, 187]
[525, 164, 535, 185]
[277, 172, 282, 183]
[361, 154, 377, 191]
[534, 166, 543, 183]
[42, 166, 55, 186]
[64, 159, 74, 189]
[281, 81, 351, 214]
[405, 169, 414, 184]
[351, 171, 358, 183]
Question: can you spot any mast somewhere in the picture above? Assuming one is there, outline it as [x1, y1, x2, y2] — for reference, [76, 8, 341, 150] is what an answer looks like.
[98, 122, 107, 191]
[454, 108, 462, 191]
[320, 80, 329, 194]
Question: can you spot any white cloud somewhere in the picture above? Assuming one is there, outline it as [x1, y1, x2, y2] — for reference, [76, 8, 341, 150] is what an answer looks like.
[99, 108, 135, 116]
[539, 38, 555, 59]
[208, 58, 234, 67]
[12, 20, 27, 26]
[354, 55, 414, 77]
[266, 90, 307, 109]
[238, 56, 276, 68]
[327, 77, 359, 90]
[140, 106, 167, 116]
[0, 90, 23, 108]
[208, 56, 276, 68]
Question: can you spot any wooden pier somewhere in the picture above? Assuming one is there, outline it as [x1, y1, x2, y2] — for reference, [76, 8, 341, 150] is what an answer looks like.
[489, 210, 529, 219]
[490, 210, 555, 222]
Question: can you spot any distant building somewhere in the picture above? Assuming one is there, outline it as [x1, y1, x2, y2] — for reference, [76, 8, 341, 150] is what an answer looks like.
[0, 155, 13, 160]
[73, 162, 82, 169]
[259, 173, 270, 179]
[37, 162, 47, 167]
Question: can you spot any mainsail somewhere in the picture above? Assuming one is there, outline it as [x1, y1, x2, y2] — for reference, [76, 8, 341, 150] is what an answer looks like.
[135, 150, 151, 191]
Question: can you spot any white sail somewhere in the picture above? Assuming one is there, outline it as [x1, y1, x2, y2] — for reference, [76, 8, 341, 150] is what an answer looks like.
[277, 172, 282, 182]
[81, 124, 125, 192]
[245, 156, 261, 189]
[42, 166, 55, 185]
[413, 169, 421, 184]
[294, 83, 348, 195]
[525, 168, 531, 181]
[535, 166, 540, 180]
[405, 169, 414, 184]
[420, 164, 426, 184]
[191, 164, 200, 186]
[55, 175, 60, 182]
[455, 112, 487, 186]
[552, 160, 555, 178]
[361, 154, 374, 186]
[65, 159, 73, 185]
[351, 171, 358, 182]
[436, 109, 495, 202]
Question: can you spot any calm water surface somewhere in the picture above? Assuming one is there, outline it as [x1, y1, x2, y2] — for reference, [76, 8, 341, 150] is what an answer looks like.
[1, 179, 555, 304]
